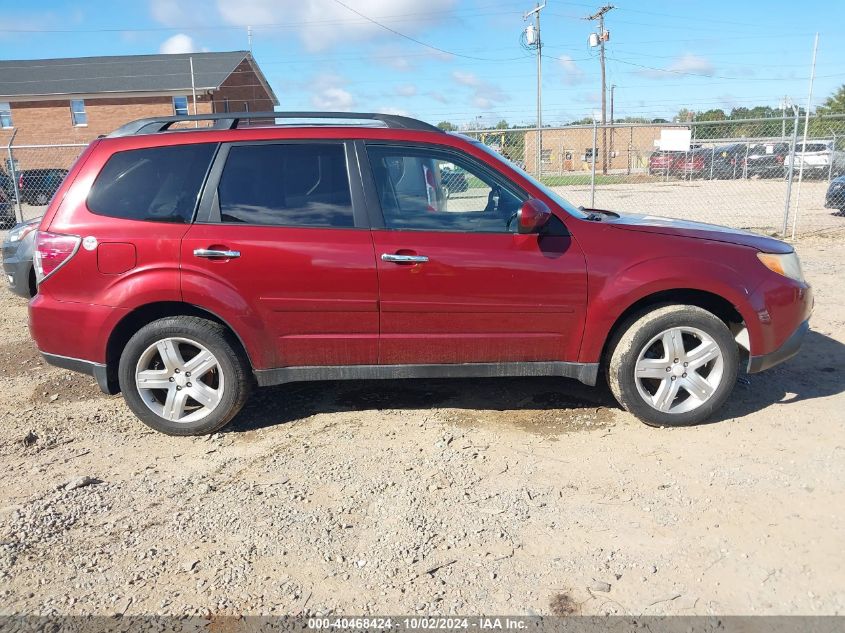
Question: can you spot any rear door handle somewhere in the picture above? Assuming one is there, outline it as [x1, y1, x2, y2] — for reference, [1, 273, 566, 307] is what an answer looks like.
[381, 253, 429, 264]
[194, 248, 241, 259]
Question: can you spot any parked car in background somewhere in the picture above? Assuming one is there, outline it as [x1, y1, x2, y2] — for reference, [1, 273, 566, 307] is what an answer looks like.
[28, 111, 812, 436]
[825, 176, 845, 215]
[708, 143, 746, 179]
[440, 165, 469, 198]
[2, 216, 40, 297]
[648, 150, 685, 176]
[18, 168, 68, 205]
[784, 141, 845, 179]
[744, 142, 789, 178]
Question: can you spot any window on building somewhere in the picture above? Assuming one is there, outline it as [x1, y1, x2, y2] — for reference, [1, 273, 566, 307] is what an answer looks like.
[87, 144, 216, 223]
[217, 143, 354, 228]
[0, 102, 12, 129]
[70, 100, 87, 126]
[173, 96, 189, 116]
[222, 98, 230, 113]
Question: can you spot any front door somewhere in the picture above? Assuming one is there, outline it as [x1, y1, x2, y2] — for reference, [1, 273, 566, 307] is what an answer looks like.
[181, 141, 379, 369]
[363, 143, 588, 366]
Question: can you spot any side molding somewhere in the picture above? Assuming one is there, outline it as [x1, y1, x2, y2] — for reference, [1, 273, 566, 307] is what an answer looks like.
[254, 361, 599, 387]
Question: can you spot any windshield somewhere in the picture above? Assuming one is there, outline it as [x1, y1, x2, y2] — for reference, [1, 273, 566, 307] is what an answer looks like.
[464, 138, 590, 219]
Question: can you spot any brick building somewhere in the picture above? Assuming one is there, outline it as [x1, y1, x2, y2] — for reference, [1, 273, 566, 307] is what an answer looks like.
[523, 124, 688, 174]
[0, 51, 279, 148]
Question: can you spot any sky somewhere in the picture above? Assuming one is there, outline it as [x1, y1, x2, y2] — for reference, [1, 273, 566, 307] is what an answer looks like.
[1, 0, 844, 128]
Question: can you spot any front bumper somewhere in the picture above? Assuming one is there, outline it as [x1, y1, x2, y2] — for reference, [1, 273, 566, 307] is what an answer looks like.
[747, 319, 809, 373]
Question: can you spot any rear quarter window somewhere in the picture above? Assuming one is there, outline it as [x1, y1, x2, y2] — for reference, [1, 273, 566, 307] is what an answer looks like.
[87, 144, 216, 223]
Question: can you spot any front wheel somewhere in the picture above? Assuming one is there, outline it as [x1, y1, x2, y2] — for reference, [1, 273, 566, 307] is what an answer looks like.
[118, 316, 251, 435]
[607, 305, 739, 427]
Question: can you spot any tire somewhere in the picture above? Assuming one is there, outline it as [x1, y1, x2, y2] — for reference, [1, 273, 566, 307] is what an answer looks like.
[607, 305, 739, 427]
[118, 316, 252, 435]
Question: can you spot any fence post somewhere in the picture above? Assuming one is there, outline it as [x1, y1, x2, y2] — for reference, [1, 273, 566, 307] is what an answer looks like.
[828, 130, 836, 183]
[709, 146, 715, 180]
[590, 121, 598, 208]
[743, 143, 749, 179]
[782, 108, 800, 237]
[6, 131, 22, 223]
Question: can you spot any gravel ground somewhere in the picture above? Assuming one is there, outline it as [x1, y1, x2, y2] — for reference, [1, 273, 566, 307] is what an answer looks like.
[0, 233, 843, 617]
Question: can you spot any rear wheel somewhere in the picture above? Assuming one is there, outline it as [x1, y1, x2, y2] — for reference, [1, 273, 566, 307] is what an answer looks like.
[607, 305, 739, 427]
[118, 316, 251, 435]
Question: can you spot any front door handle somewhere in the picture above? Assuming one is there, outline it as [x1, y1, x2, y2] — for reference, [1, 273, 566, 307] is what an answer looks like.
[194, 248, 241, 259]
[381, 253, 429, 264]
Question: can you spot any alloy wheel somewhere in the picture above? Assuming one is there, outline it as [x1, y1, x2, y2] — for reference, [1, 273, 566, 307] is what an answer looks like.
[134, 337, 224, 423]
[633, 326, 725, 414]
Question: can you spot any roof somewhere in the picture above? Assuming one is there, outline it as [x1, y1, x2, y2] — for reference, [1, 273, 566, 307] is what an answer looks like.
[0, 51, 279, 104]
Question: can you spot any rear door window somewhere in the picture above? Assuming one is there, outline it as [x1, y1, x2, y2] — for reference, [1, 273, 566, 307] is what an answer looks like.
[88, 144, 216, 223]
[216, 143, 354, 228]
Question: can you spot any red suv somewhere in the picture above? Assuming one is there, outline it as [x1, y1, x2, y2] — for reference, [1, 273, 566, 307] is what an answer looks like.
[29, 112, 812, 435]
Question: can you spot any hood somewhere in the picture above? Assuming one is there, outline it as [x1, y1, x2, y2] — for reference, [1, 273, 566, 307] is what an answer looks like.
[598, 212, 793, 254]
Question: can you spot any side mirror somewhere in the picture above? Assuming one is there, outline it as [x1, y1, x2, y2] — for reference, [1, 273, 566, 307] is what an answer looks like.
[517, 199, 552, 234]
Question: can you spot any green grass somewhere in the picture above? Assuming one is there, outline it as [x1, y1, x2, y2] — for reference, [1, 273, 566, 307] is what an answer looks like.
[539, 174, 634, 186]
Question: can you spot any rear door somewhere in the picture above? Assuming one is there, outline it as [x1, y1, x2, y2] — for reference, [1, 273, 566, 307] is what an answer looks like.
[361, 142, 587, 366]
[181, 140, 379, 370]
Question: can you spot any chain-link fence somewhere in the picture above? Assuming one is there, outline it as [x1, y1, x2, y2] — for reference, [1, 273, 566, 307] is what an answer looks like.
[2, 142, 88, 227]
[466, 113, 845, 238]
[4, 116, 845, 237]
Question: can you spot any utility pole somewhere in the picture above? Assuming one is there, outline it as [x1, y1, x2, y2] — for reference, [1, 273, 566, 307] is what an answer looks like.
[586, 4, 614, 174]
[609, 84, 615, 165]
[523, 2, 546, 177]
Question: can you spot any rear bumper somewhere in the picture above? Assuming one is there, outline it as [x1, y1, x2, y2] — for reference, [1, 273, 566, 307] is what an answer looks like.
[41, 352, 114, 394]
[747, 319, 809, 373]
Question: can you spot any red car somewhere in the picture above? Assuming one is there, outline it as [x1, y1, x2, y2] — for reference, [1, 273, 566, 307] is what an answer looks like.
[29, 112, 812, 435]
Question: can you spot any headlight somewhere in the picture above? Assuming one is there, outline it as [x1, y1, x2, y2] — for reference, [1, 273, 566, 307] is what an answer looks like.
[757, 251, 805, 283]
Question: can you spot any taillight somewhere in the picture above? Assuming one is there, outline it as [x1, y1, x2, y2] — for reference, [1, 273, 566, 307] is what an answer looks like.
[777, 155, 785, 164]
[33, 231, 81, 282]
[18, 174, 23, 189]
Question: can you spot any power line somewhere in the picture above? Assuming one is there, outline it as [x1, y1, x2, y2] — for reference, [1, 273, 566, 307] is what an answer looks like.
[327, 0, 525, 62]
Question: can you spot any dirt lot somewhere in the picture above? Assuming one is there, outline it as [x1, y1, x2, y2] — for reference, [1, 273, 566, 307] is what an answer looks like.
[0, 233, 843, 618]
[558, 177, 842, 236]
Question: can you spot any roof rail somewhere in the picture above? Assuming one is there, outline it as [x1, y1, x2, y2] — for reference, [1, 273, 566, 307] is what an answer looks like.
[108, 111, 443, 137]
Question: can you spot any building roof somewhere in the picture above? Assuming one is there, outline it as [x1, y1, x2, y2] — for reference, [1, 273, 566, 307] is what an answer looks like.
[0, 51, 278, 104]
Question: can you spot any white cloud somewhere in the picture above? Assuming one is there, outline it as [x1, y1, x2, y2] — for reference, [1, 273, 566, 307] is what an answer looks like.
[558, 55, 586, 85]
[641, 53, 715, 79]
[215, 0, 456, 52]
[151, 0, 211, 27]
[428, 91, 449, 104]
[395, 84, 417, 97]
[451, 71, 508, 109]
[309, 74, 356, 109]
[378, 106, 412, 117]
[159, 33, 198, 54]
[312, 87, 355, 110]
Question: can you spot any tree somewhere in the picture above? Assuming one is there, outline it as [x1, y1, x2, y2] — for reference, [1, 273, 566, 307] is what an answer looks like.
[675, 108, 694, 123]
[436, 121, 457, 131]
[817, 85, 845, 115]
[495, 119, 509, 130]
